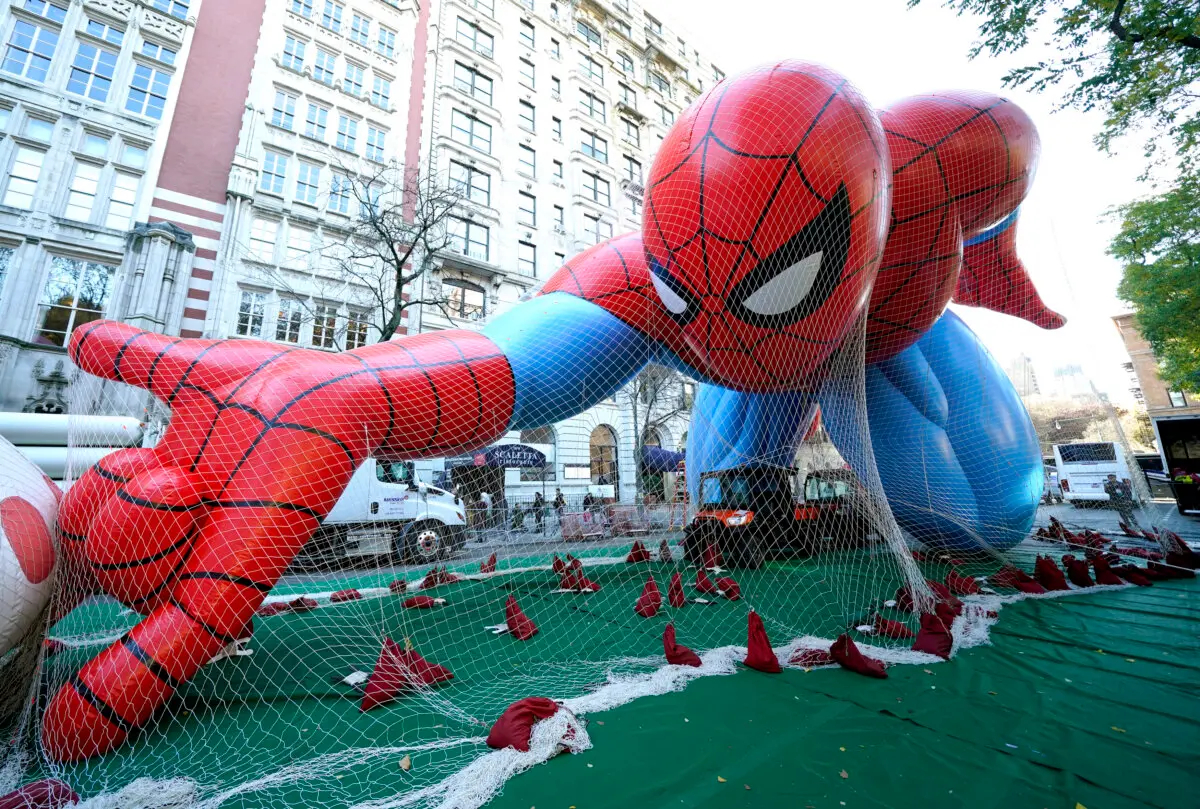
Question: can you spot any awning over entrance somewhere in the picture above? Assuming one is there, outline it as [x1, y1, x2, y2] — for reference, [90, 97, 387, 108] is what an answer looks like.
[445, 443, 547, 469]
[641, 445, 685, 473]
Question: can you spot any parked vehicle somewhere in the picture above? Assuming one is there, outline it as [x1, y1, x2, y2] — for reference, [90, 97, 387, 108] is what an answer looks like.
[293, 459, 467, 568]
[1042, 462, 1063, 504]
[1052, 441, 1131, 505]
[681, 465, 875, 569]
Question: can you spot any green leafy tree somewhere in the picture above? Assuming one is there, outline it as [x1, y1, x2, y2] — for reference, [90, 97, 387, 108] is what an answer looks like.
[909, 0, 1200, 180]
[1112, 174, 1200, 391]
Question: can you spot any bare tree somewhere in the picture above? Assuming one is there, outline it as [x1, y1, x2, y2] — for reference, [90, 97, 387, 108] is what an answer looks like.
[618, 365, 693, 500]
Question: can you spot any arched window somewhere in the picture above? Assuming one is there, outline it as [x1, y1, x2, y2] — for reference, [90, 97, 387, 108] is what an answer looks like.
[589, 424, 619, 486]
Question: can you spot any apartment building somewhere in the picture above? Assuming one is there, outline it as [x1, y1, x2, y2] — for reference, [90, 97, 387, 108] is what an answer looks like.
[0, 0, 201, 412]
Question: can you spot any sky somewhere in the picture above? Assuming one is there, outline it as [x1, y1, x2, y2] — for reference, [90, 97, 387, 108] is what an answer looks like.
[650, 0, 1152, 406]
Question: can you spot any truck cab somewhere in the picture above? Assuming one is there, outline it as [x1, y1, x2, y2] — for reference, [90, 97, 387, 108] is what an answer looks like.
[683, 465, 873, 568]
[294, 458, 468, 569]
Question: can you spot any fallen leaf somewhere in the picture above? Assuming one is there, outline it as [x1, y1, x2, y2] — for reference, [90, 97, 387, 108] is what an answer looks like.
[988, 691, 998, 696]
[839, 747, 846, 752]
[923, 669, 933, 675]
[717, 776, 727, 783]
[745, 784, 751, 790]
[597, 721, 604, 725]
[1111, 726, 1126, 734]
[1125, 658, 1136, 663]
[684, 718, 689, 722]
[399, 755, 412, 771]
[586, 763, 593, 768]
[840, 770, 848, 779]
[1076, 804, 1088, 809]
[1095, 649, 1105, 655]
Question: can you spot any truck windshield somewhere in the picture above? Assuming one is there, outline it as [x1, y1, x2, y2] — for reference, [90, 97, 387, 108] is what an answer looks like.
[805, 477, 850, 501]
[375, 461, 415, 485]
[700, 469, 791, 511]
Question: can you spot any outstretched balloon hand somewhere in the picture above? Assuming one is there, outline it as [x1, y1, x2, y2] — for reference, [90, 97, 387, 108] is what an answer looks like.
[45, 320, 514, 760]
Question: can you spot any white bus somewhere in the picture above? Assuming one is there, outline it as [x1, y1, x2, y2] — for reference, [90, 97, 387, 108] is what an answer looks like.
[1052, 442, 1131, 505]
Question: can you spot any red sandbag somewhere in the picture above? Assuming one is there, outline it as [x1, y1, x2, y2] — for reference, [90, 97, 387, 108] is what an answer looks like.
[991, 566, 1046, 593]
[945, 569, 980, 596]
[1112, 565, 1152, 587]
[695, 568, 720, 595]
[893, 585, 915, 612]
[659, 540, 673, 563]
[668, 571, 687, 607]
[1063, 556, 1095, 587]
[716, 576, 741, 600]
[576, 576, 602, 592]
[480, 552, 497, 574]
[1034, 556, 1070, 591]
[830, 633, 887, 678]
[402, 595, 439, 609]
[926, 579, 963, 614]
[330, 588, 362, 603]
[0, 779, 78, 809]
[552, 555, 566, 574]
[634, 576, 663, 617]
[789, 648, 835, 668]
[910, 550, 927, 562]
[1092, 556, 1125, 586]
[421, 566, 460, 589]
[256, 601, 289, 617]
[389, 579, 408, 595]
[912, 602, 957, 659]
[663, 623, 702, 667]
[289, 596, 318, 613]
[872, 614, 915, 639]
[505, 595, 539, 640]
[702, 541, 724, 569]
[626, 540, 651, 563]
[360, 640, 453, 711]
[1150, 560, 1196, 579]
[486, 697, 560, 751]
[743, 611, 781, 673]
[41, 638, 66, 658]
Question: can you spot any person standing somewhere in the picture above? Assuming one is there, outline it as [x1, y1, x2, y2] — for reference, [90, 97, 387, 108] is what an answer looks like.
[553, 488, 566, 517]
[532, 491, 545, 532]
[1103, 474, 1139, 528]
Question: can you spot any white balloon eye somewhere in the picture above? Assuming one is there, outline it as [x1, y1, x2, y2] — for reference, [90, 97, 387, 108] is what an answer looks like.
[739, 251, 824, 317]
[650, 269, 690, 315]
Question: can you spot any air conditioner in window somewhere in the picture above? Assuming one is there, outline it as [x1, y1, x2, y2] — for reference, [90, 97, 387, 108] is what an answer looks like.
[553, 225, 566, 234]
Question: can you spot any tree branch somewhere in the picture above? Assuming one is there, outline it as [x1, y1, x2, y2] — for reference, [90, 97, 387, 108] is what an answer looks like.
[1110, 0, 1200, 49]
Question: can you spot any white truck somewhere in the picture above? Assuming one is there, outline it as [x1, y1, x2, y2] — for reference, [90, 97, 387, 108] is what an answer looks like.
[294, 458, 468, 568]
[1052, 441, 1133, 506]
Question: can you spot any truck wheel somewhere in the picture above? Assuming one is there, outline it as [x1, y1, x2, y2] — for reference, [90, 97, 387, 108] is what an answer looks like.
[292, 526, 347, 572]
[727, 532, 766, 570]
[399, 522, 445, 564]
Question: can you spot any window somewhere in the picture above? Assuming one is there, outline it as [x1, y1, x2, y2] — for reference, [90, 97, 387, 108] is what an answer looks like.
[271, 90, 296, 129]
[320, 0, 343, 32]
[618, 52, 634, 75]
[466, 0, 494, 15]
[377, 26, 396, 58]
[85, 18, 124, 45]
[518, 144, 535, 176]
[518, 100, 535, 132]
[449, 160, 490, 205]
[345, 309, 369, 348]
[580, 54, 603, 84]
[140, 41, 176, 65]
[713, 66, 725, 83]
[275, 298, 303, 343]
[645, 14, 662, 35]
[286, 225, 313, 265]
[371, 75, 391, 107]
[260, 151, 288, 194]
[554, 204, 564, 228]
[580, 90, 605, 123]
[336, 115, 358, 151]
[248, 217, 278, 261]
[64, 163, 101, 222]
[290, 0, 313, 17]
[447, 217, 489, 261]
[304, 103, 328, 140]
[296, 161, 321, 204]
[519, 58, 535, 89]
[551, 75, 561, 97]
[366, 126, 386, 161]
[628, 195, 642, 218]
[519, 20, 535, 49]
[329, 173, 351, 214]
[517, 241, 536, 275]
[550, 38, 560, 59]
[66, 42, 118, 101]
[350, 13, 370, 45]
[305, 302, 336, 348]
[106, 172, 138, 229]
[623, 154, 641, 183]
[583, 213, 612, 244]
[677, 36, 686, 56]
[282, 36, 306, 70]
[443, 277, 486, 319]
[1169, 391, 1188, 408]
[619, 82, 636, 107]
[518, 192, 536, 227]
[576, 19, 601, 45]
[552, 116, 562, 141]
[343, 62, 364, 96]
[581, 130, 607, 164]
[582, 170, 610, 205]
[649, 70, 669, 95]
[237, 290, 266, 337]
[313, 48, 336, 84]
[555, 251, 565, 265]
[125, 64, 171, 119]
[612, 19, 631, 39]
[81, 133, 109, 157]
[657, 102, 673, 125]
[3, 18, 60, 83]
[22, 1, 67, 22]
[149, 0, 188, 19]
[35, 258, 115, 347]
[553, 159, 563, 180]
[621, 118, 639, 146]
[120, 141, 148, 167]
[4, 146, 43, 209]
[450, 109, 491, 153]
[0, 248, 11, 298]
[453, 62, 492, 104]
[456, 18, 493, 58]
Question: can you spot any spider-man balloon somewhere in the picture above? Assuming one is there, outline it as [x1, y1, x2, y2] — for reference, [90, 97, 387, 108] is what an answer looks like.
[39, 61, 1064, 762]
